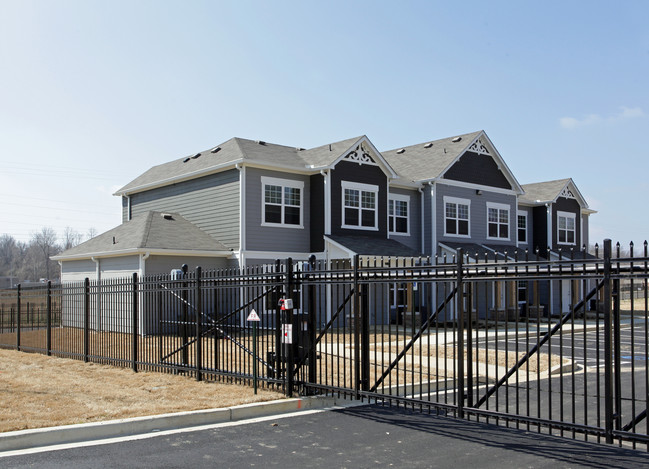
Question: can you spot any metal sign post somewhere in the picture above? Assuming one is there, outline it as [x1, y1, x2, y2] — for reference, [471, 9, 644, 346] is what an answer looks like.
[247, 309, 261, 394]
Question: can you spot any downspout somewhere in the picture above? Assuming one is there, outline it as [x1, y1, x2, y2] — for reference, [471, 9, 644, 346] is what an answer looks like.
[429, 182, 436, 262]
[545, 203, 552, 254]
[236, 164, 246, 268]
[418, 185, 425, 254]
[91, 257, 101, 331]
[321, 170, 331, 236]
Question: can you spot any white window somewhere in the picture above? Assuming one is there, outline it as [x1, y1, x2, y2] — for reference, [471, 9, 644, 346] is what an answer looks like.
[517, 212, 527, 244]
[342, 181, 378, 230]
[389, 194, 409, 235]
[487, 202, 510, 240]
[444, 196, 470, 237]
[261, 176, 304, 228]
[557, 211, 576, 245]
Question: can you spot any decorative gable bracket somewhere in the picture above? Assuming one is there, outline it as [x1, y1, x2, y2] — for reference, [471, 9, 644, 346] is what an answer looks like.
[468, 138, 491, 156]
[560, 187, 576, 199]
[344, 144, 377, 165]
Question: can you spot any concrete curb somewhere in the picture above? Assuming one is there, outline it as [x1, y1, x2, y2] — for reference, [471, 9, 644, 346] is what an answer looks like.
[0, 395, 351, 453]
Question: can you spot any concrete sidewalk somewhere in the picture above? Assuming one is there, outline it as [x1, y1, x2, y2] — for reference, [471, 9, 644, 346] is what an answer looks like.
[0, 395, 357, 453]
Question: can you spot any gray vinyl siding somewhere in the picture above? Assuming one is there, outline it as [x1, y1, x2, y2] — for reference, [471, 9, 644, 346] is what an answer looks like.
[61, 259, 98, 282]
[388, 186, 421, 252]
[245, 167, 311, 253]
[128, 170, 240, 250]
[436, 184, 518, 246]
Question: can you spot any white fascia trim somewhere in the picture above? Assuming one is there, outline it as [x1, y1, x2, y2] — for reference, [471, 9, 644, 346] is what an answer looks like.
[243, 161, 315, 175]
[52, 249, 234, 261]
[477, 132, 525, 194]
[113, 159, 243, 196]
[323, 236, 357, 258]
[243, 250, 325, 260]
[389, 178, 422, 189]
[435, 179, 519, 196]
[555, 179, 589, 209]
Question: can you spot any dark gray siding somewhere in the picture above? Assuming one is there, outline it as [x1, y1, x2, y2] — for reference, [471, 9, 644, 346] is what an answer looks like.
[310, 173, 325, 252]
[245, 167, 311, 253]
[552, 196, 582, 250]
[532, 206, 548, 253]
[388, 186, 421, 252]
[443, 151, 512, 190]
[129, 170, 240, 250]
[435, 184, 518, 247]
[330, 160, 388, 238]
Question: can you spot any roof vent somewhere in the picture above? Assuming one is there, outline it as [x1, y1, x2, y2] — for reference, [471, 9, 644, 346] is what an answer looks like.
[161, 213, 173, 220]
[256, 140, 266, 145]
[396, 148, 405, 154]
[451, 137, 462, 143]
[424, 142, 433, 148]
[210, 146, 221, 153]
[183, 157, 190, 163]
[192, 153, 201, 159]
[296, 147, 305, 151]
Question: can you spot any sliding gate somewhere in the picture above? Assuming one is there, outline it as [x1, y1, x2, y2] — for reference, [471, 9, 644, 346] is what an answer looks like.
[296, 240, 649, 450]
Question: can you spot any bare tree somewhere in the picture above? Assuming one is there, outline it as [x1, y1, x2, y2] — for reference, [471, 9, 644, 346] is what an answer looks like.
[0, 234, 21, 277]
[32, 227, 60, 281]
[62, 227, 83, 250]
[86, 227, 98, 240]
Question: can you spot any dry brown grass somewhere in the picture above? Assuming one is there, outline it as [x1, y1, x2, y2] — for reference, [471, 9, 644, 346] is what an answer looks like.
[0, 349, 284, 433]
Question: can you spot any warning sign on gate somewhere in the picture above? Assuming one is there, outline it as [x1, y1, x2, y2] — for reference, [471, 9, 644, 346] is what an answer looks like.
[247, 309, 261, 322]
[282, 324, 293, 344]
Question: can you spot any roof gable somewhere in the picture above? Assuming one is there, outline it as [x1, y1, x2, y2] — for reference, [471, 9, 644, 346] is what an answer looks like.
[382, 131, 523, 193]
[519, 178, 589, 209]
[53, 212, 231, 260]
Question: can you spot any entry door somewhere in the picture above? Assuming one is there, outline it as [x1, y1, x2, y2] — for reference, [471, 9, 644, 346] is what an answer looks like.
[561, 280, 572, 313]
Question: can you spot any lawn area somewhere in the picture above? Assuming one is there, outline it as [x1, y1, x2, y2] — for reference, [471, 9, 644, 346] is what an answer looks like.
[0, 348, 284, 433]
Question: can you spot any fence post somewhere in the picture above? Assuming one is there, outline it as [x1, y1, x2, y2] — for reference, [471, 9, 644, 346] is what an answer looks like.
[46, 281, 52, 356]
[285, 258, 294, 397]
[195, 266, 203, 382]
[353, 254, 361, 399]
[84, 278, 90, 363]
[603, 239, 614, 444]
[307, 255, 317, 390]
[361, 281, 370, 393]
[456, 249, 465, 419]
[16, 284, 21, 351]
[181, 264, 189, 367]
[132, 272, 138, 373]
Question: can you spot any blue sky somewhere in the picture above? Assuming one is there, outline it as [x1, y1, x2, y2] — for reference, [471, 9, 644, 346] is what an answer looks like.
[1, 1, 648, 246]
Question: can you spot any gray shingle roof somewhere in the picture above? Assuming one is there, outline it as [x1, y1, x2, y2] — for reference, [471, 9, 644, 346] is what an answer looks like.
[327, 235, 422, 257]
[382, 131, 483, 182]
[116, 136, 369, 195]
[53, 212, 231, 260]
[519, 179, 573, 205]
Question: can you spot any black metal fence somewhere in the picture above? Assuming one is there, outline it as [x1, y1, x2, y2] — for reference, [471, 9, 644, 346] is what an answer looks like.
[1, 240, 647, 450]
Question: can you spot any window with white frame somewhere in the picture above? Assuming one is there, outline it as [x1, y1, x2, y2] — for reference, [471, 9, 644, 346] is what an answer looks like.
[557, 211, 576, 245]
[517, 212, 527, 244]
[487, 202, 510, 240]
[444, 197, 470, 237]
[261, 176, 304, 228]
[389, 194, 409, 235]
[342, 181, 378, 230]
